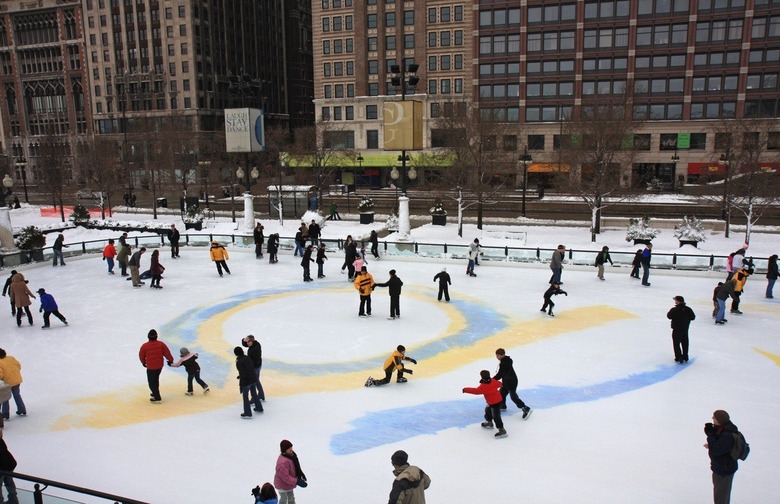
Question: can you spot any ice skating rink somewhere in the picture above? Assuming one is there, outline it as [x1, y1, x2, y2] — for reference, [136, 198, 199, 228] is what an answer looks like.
[3, 248, 779, 503]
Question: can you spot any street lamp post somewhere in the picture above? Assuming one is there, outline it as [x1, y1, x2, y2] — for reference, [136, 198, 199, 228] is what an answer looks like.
[671, 149, 680, 191]
[389, 63, 419, 239]
[719, 150, 732, 238]
[198, 160, 212, 209]
[236, 164, 259, 232]
[518, 146, 533, 217]
[14, 157, 28, 203]
[0, 175, 16, 251]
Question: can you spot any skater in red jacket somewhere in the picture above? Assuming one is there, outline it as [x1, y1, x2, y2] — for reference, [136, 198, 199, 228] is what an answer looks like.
[462, 370, 507, 438]
[139, 329, 174, 403]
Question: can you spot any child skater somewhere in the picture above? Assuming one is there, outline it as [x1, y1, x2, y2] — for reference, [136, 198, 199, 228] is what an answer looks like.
[462, 369, 507, 438]
[541, 281, 567, 317]
[316, 243, 328, 279]
[252, 482, 278, 504]
[170, 347, 210, 395]
[365, 345, 417, 386]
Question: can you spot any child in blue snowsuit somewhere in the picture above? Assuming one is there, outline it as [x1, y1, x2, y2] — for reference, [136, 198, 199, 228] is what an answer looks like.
[36, 288, 68, 329]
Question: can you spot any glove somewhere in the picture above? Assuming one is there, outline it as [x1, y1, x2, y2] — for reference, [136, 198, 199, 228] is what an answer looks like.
[704, 423, 715, 435]
[39, 308, 43, 313]
[564, 292, 568, 296]
[142, 363, 146, 368]
[167, 360, 173, 366]
[462, 388, 466, 393]
[409, 358, 417, 365]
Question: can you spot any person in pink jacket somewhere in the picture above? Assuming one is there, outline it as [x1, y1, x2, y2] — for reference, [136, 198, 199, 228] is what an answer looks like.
[274, 439, 306, 504]
[462, 370, 507, 438]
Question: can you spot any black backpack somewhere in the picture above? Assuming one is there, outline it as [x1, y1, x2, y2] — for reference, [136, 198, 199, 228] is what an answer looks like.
[730, 431, 750, 461]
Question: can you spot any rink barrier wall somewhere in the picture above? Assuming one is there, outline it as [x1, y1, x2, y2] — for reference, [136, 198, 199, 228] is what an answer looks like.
[0, 470, 149, 504]
[0, 232, 768, 274]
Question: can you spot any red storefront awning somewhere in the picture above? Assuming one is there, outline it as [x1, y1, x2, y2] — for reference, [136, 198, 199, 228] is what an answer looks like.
[687, 163, 726, 175]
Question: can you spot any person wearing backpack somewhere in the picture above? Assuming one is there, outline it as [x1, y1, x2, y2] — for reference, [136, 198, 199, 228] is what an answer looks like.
[704, 409, 740, 504]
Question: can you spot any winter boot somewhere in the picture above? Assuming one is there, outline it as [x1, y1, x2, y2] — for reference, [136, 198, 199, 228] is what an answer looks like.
[495, 428, 507, 438]
[481, 421, 494, 428]
[364, 377, 375, 387]
[396, 376, 408, 383]
[522, 406, 533, 420]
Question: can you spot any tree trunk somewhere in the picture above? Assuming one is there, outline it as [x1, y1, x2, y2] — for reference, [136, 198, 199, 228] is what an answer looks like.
[590, 206, 598, 242]
[477, 198, 483, 230]
[744, 201, 753, 245]
[457, 190, 464, 238]
[58, 195, 65, 222]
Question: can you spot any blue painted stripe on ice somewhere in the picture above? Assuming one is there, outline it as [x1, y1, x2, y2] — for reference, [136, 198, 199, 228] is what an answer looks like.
[330, 361, 692, 455]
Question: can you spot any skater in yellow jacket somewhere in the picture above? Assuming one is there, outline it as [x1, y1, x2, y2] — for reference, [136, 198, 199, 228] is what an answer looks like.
[365, 345, 417, 386]
[354, 265, 375, 317]
[209, 241, 231, 277]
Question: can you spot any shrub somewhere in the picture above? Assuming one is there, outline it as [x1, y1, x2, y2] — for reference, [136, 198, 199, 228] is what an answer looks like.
[673, 216, 706, 242]
[69, 204, 91, 223]
[625, 216, 660, 242]
[429, 200, 447, 215]
[15, 225, 46, 250]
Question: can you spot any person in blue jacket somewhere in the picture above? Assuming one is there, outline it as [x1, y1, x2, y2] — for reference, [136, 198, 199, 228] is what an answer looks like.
[36, 288, 68, 329]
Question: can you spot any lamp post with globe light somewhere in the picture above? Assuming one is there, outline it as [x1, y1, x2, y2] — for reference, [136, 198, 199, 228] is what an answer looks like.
[236, 164, 260, 232]
[0, 175, 17, 252]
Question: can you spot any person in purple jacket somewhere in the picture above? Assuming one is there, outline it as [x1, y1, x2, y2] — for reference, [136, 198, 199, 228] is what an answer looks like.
[36, 288, 68, 329]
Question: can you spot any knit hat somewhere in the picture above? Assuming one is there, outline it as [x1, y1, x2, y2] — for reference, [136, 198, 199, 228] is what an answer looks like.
[389, 269, 396, 275]
[36, 288, 46, 294]
[280, 439, 293, 453]
[391, 450, 408, 466]
[441, 267, 446, 272]
[180, 347, 189, 357]
[673, 295, 685, 303]
[397, 345, 406, 352]
[233, 346, 244, 357]
[480, 370, 491, 382]
[713, 410, 730, 425]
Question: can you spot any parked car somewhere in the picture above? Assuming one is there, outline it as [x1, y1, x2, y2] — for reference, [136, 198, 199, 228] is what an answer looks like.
[75, 189, 106, 200]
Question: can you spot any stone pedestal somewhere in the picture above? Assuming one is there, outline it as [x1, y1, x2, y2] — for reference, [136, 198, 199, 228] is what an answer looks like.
[0, 207, 17, 252]
[243, 193, 255, 233]
[397, 196, 411, 241]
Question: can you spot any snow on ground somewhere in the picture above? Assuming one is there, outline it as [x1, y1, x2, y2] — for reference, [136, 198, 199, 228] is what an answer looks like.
[1, 205, 779, 504]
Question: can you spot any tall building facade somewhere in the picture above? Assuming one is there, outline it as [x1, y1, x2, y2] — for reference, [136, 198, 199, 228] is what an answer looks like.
[0, 0, 314, 184]
[313, 0, 780, 189]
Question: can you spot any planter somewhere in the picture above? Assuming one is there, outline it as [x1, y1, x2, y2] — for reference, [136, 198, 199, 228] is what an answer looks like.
[359, 213, 374, 224]
[633, 239, 653, 246]
[184, 221, 203, 231]
[431, 214, 447, 226]
[679, 240, 699, 248]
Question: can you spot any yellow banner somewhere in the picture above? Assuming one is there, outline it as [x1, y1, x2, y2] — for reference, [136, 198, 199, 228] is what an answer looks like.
[383, 101, 423, 151]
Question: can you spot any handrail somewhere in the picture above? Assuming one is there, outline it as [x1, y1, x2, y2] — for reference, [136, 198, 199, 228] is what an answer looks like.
[0, 232, 766, 274]
[0, 470, 148, 504]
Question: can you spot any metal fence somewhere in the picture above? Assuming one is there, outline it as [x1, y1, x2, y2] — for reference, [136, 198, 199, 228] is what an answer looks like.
[0, 232, 768, 274]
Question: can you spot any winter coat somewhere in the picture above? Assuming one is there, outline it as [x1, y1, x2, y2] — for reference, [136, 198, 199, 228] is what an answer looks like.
[388, 464, 431, 504]
[543, 285, 567, 300]
[716, 281, 735, 301]
[267, 235, 278, 254]
[345, 242, 358, 262]
[247, 341, 263, 369]
[707, 421, 739, 476]
[631, 251, 643, 267]
[467, 243, 481, 260]
[376, 276, 404, 296]
[1, 274, 13, 296]
[103, 243, 116, 259]
[353, 257, 365, 272]
[171, 353, 201, 374]
[139, 340, 174, 371]
[384, 349, 411, 372]
[253, 226, 265, 245]
[274, 454, 299, 492]
[433, 271, 451, 286]
[667, 304, 696, 331]
[117, 245, 131, 264]
[641, 248, 652, 266]
[729, 253, 745, 273]
[316, 247, 328, 264]
[301, 248, 314, 267]
[354, 271, 375, 296]
[209, 244, 229, 261]
[150, 253, 164, 276]
[463, 378, 504, 406]
[309, 223, 320, 240]
[767, 258, 779, 280]
[370, 231, 378, 246]
[168, 227, 180, 244]
[0, 355, 23, 387]
[235, 354, 256, 388]
[595, 251, 613, 266]
[53, 234, 67, 251]
[0, 439, 17, 473]
[550, 251, 564, 269]
[9, 273, 34, 308]
[39, 293, 59, 312]
[733, 268, 750, 293]
[128, 250, 144, 267]
[493, 355, 519, 388]
[295, 230, 303, 245]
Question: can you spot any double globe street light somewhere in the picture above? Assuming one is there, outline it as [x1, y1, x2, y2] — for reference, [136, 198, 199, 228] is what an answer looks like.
[236, 164, 260, 232]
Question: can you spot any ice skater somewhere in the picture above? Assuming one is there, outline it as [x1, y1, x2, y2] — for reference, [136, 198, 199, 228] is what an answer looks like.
[167, 224, 180, 258]
[374, 269, 403, 319]
[235, 346, 262, 418]
[301, 244, 314, 282]
[541, 282, 567, 316]
[210, 241, 231, 276]
[433, 267, 451, 302]
[316, 243, 328, 278]
[462, 370, 507, 438]
[2, 270, 20, 316]
[549, 244, 566, 284]
[641, 243, 652, 286]
[365, 345, 417, 386]
[354, 265, 375, 317]
[138, 329, 174, 403]
[594, 246, 613, 280]
[493, 348, 532, 419]
[630, 249, 642, 279]
[149, 249, 165, 289]
[9, 272, 35, 327]
[102, 239, 116, 274]
[36, 288, 68, 329]
[170, 347, 209, 395]
[667, 295, 696, 363]
[466, 239, 481, 277]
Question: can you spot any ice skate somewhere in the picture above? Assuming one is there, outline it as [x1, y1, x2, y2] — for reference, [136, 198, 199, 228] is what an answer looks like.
[481, 421, 494, 428]
[396, 376, 408, 383]
[364, 377, 375, 387]
[494, 428, 507, 438]
[522, 406, 533, 420]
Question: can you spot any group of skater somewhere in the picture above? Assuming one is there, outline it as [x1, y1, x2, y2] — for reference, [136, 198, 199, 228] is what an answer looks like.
[2, 270, 68, 329]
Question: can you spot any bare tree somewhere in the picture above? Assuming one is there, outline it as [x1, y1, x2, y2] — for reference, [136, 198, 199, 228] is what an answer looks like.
[35, 133, 71, 222]
[557, 95, 642, 242]
[429, 107, 521, 237]
[288, 121, 353, 210]
[261, 125, 293, 225]
[77, 136, 119, 219]
[705, 118, 780, 243]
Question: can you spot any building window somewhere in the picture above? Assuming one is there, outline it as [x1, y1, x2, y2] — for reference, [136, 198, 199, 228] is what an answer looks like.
[404, 11, 414, 26]
[428, 8, 436, 23]
[369, 83, 379, 96]
[368, 60, 378, 74]
[367, 14, 377, 29]
[366, 104, 378, 119]
[367, 130, 379, 149]
[346, 106, 354, 120]
[386, 35, 396, 50]
[405, 34, 415, 49]
[386, 12, 396, 27]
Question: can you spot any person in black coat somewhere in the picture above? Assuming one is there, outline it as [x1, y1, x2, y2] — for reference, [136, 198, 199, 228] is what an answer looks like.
[345, 239, 358, 280]
[630, 249, 642, 278]
[167, 224, 180, 258]
[493, 348, 532, 419]
[369, 230, 380, 259]
[667, 295, 696, 363]
[541, 282, 567, 317]
[433, 267, 451, 302]
[267, 234, 279, 264]
[301, 245, 314, 282]
[374, 269, 404, 319]
[242, 335, 265, 401]
[1, 270, 19, 316]
[234, 346, 262, 418]
[594, 246, 613, 280]
[704, 410, 739, 504]
[316, 244, 328, 278]
[0, 437, 18, 504]
[253, 223, 265, 259]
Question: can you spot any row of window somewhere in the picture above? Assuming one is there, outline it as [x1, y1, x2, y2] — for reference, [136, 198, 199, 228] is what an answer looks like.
[322, 15, 353, 33]
[427, 78, 464, 95]
[323, 83, 355, 99]
[321, 0, 353, 9]
[428, 5, 464, 24]
[752, 17, 780, 40]
[428, 30, 464, 47]
[323, 61, 355, 77]
[366, 11, 414, 29]
[427, 54, 464, 72]
[323, 38, 354, 55]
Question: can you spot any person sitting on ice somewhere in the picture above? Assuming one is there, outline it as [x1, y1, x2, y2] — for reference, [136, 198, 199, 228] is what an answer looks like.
[365, 345, 417, 386]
